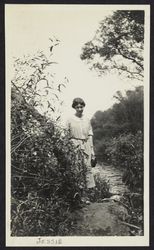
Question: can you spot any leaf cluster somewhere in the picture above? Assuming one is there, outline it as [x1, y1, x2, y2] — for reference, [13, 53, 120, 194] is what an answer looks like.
[105, 131, 143, 193]
[11, 47, 87, 236]
[120, 192, 143, 235]
[81, 10, 144, 81]
[11, 88, 87, 236]
[91, 87, 143, 193]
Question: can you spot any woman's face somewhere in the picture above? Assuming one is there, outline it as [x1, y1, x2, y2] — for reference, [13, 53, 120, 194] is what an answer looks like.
[75, 104, 84, 116]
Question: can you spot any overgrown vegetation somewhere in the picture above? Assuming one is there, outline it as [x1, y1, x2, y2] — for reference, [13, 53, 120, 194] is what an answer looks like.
[11, 45, 86, 236]
[11, 44, 110, 236]
[91, 86, 143, 193]
[105, 131, 143, 192]
[10, 25, 144, 235]
[11, 111, 86, 236]
[80, 9, 144, 235]
[120, 192, 143, 235]
[91, 87, 144, 234]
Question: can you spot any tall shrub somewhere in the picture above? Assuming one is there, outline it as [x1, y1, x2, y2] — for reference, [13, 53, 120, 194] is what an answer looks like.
[11, 88, 87, 236]
[11, 45, 87, 236]
[105, 131, 143, 192]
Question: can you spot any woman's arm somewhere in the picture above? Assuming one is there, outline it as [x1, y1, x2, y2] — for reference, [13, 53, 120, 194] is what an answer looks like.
[88, 134, 95, 156]
[88, 122, 95, 156]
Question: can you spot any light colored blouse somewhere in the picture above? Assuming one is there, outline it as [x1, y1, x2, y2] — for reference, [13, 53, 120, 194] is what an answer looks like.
[66, 114, 93, 139]
[66, 114, 94, 156]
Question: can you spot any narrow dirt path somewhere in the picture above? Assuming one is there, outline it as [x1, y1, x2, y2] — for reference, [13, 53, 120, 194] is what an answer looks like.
[71, 163, 130, 236]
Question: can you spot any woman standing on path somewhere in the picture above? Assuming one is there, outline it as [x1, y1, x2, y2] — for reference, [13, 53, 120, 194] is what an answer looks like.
[66, 97, 96, 204]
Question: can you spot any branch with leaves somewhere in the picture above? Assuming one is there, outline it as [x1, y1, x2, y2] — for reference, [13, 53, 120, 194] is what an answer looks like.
[81, 10, 144, 81]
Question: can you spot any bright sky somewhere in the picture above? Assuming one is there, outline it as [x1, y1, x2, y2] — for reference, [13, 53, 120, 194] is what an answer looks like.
[5, 4, 144, 122]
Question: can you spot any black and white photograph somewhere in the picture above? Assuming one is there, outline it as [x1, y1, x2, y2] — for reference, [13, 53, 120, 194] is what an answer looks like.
[5, 4, 150, 246]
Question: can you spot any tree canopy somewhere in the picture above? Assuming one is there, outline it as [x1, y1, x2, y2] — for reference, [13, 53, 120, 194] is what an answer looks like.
[92, 86, 143, 140]
[81, 10, 144, 81]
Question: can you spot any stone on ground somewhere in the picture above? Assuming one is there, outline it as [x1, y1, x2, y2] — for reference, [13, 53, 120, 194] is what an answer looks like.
[71, 201, 130, 236]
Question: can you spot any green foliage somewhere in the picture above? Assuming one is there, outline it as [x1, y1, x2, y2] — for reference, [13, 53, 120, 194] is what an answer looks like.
[112, 87, 143, 133]
[11, 86, 88, 236]
[11, 196, 74, 236]
[120, 193, 143, 235]
[92, 86, 143, 138]
[11, 45, 111, 236]
[91, 87, 143, 194]
[81, 10, 144, 81]
[11, 86, 111, 235]
[105, 131, 143, 192]
[11, 46, 88, 236]
[12, 49, 67, 120]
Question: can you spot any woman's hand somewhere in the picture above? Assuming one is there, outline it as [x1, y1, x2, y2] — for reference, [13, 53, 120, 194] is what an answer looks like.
[91, 154, 97, 168]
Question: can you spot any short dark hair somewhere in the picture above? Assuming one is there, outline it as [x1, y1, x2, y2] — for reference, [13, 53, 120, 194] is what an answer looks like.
[72, 97, 86, 108]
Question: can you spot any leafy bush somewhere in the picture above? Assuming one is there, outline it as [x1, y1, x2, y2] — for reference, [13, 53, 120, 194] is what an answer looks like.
[10, 45, 114, 236]
[11, 88, 87, 236]
[105, 131, 143, 192]
[92, 86, 143, 162]
[11, 46, 88, 236]
[120, 193, 143, 235]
